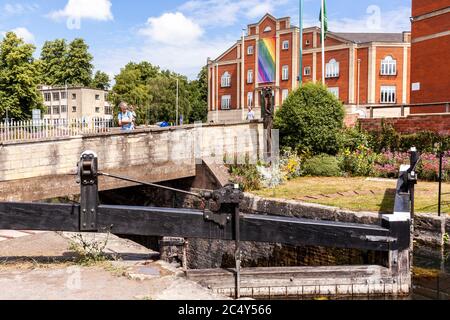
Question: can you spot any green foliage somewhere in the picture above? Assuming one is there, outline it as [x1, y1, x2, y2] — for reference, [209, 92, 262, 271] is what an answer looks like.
[0, 32, 43, 120]
[302, 154, 342, 177]
[39, 39, 68, 85]
[444, 233, 449, 246]
[65, 39, 94, 86]
[338, 145, 382, 177]
[338, 127, 371, 152]
[367, 123, 450, 153]
[279, 148, 303, 180]
[275, 82, 345, 155]
[111, 62, 208, 125]
[68, 233, 110, 266]
[39, 38, 94, 86]
[230, 163, 263, 192]
[91, 71, 111, 90]
[188, 66, 208, 123]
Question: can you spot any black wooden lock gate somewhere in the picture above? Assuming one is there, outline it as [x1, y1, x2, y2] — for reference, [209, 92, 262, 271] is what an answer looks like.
[0, 148, 419, 298]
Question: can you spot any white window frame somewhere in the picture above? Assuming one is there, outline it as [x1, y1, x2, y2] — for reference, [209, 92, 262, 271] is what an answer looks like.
[247, 69, 253, 84]
[247, 92, 253, 107]
[380, 86, 396, 104]
[380, 56, 397, 76]
[304, 66, 311, 76]
[282, 65, 289, 81]
[44, 92, 51, 102]
[325, 59, 340, 78]
[221, 72, 231, 88]
[282, 40, 289, 50]
[247, 46, 254, 55]
[221, 95, 231, 110]
[328, 87, 339, 99]
[52, 92, 60, 101]
[282, 89, 289, 103]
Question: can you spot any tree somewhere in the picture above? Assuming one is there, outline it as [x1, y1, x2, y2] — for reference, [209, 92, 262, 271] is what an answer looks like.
[111, 62, 208, 125]
[274, 82, 345, 155]
[111, 62, 157, 124]
[188, 66, 208, 123]
[64, 38, 94, 86]
[91, 71, 110, 90]
[38, 38, 94, 87]
[196, 66, 208, 102]
[39, 39, 68, 85]
[0, 32, 43, 120]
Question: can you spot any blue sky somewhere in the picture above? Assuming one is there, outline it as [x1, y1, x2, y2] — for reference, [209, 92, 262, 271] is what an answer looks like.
[0, 0, 412, 80]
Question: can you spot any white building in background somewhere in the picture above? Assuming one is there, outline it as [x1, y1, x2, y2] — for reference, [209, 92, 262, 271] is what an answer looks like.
[38, 85, 113, 121]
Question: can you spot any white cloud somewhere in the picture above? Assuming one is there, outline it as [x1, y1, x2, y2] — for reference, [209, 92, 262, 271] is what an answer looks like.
[1, 27, 35, 43]
[179, 0, 289, 27]
[48, 0, 113, 22]
[139, 12, 203, 46]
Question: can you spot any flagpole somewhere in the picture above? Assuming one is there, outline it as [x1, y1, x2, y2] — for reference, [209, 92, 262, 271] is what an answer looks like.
[321, 0, 325, 84]
[241, 28, 246, 121]
[298, 0, 304, 86]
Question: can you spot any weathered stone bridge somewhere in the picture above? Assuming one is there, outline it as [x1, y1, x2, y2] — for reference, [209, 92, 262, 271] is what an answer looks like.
[0, 122, 264, 201]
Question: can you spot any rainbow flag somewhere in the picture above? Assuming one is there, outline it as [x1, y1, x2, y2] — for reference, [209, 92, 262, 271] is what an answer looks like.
[258, 38, 276, 84]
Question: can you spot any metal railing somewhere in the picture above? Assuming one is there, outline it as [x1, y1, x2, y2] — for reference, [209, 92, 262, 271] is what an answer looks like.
[0, 118, 115, 143]
[364, 102, 450, 119]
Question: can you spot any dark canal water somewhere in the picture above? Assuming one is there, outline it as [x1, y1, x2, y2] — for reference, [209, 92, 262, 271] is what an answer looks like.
[411, 247, 449, 300]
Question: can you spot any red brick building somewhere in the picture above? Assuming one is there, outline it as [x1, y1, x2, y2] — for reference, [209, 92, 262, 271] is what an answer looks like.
[410, 0, 450, 113]
[208, 14, 411, 122]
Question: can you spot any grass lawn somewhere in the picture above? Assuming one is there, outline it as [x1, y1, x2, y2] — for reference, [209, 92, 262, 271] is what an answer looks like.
[254, 177, 450, 214]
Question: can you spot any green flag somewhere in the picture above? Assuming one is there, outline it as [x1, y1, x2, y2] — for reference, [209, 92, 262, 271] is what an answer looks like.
[319, 0, 328, 40]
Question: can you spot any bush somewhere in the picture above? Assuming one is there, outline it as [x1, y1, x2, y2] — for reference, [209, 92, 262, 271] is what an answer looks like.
[279, 148, 303, 180]
[367, 123, 450, 153]
[302, 154, 342, 177]
[275, 82, 345, 155]
[229, 163, 263, 191]
[338, 127, 371, 152]
[338, 145, 383, 177]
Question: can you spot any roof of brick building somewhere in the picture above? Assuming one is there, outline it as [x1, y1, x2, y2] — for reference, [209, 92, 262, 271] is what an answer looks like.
[333, 32, 407, 43]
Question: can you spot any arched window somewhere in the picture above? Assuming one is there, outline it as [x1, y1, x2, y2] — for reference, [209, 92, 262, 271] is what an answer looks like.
[221, 72, 231, 87]
[325, 59, 339, 78]
[381, 55, 397, 76]
[264, 26, 272, 32]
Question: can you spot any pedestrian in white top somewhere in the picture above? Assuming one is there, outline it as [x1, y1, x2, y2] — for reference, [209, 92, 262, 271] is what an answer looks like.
[247, 107, 255, 121]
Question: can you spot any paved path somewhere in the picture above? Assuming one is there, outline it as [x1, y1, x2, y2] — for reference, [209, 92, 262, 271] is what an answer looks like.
[0, 231, 227, 300]
[0, 230, 47, 242]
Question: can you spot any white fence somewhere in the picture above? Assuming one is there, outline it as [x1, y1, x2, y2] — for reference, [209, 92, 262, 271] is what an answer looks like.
[0, 118, 115, 143]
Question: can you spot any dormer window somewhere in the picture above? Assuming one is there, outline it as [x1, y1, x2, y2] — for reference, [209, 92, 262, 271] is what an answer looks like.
[263, 26, 272, 33]
[221, 72, 231, 88]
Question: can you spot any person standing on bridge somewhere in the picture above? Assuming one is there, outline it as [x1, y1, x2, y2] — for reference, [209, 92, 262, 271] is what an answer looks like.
[118, 102, 133, 131]
[128, 105, 137, 129]
[246, 106, 255, 121]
